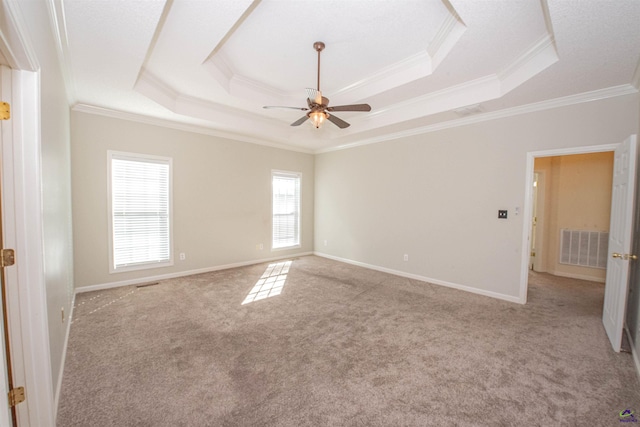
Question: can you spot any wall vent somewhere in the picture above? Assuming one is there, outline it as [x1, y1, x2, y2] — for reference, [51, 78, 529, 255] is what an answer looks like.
[559, 229, 608, 269]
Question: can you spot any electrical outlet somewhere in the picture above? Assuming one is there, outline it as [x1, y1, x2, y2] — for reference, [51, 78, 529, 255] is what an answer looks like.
[256, 243, 264, 250]
[179, 253, 186, 261]
[403, 254, 409, 262]
[498, 210, 508, 219]
[324, 240, 327, 246]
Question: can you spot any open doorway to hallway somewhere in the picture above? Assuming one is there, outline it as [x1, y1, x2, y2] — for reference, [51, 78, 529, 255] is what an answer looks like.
[530, 152, 614, 284]
[521, 137, 639, 354]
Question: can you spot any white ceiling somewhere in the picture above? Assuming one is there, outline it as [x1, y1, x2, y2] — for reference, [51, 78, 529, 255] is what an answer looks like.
[53, 0, 640, 153]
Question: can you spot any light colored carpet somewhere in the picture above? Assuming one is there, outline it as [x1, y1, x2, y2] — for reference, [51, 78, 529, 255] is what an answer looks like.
[57, 255, 639, 426]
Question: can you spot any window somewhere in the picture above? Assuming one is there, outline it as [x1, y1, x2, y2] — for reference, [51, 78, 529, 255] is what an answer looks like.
[272, 171, 301, 249]
[108, 151, 173, 273]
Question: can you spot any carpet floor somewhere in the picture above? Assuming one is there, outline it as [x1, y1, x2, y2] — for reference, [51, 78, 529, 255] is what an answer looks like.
[57, 255, 640, 426]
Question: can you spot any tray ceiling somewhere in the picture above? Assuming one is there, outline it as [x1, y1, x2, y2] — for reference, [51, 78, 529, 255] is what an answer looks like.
[53, 0, 640, 152]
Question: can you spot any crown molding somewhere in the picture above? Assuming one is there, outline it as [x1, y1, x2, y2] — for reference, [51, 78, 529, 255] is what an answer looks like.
[72, 104, 314, 154]
[349, 33, 558, 135]
[316, 84, 638, 154]
[0, 0, 39, 71]
[498, 34, 558, 95]
[71, 83, 636, 157]
[331, 51, 433, 103]
[44, 0, 77, 104]
[428, 10, 466, 70]
[135, 68, 179, 109]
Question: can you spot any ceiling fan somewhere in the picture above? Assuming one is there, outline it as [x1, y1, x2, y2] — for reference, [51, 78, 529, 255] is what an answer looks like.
[263, 41, 371, 129]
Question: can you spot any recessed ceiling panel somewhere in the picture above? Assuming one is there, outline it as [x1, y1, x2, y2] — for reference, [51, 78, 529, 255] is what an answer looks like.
[214, 0, 451, 95]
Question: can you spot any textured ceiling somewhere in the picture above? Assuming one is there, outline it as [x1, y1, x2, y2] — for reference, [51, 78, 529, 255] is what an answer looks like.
[54, 0, 640, 153]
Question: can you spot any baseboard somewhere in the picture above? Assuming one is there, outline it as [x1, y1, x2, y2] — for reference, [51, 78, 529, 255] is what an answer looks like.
[75, 252, 314, 294]
[313, 252, 522, 304]
[546, 270, 606, 283]
[54, 292, 75, 420]
[625, 326, 640, 379]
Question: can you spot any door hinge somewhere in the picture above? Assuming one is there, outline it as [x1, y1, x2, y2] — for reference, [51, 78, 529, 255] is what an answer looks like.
[0, 102, 9, 120]
[1, 249, 15, 267]
[8, 386, 25, 407]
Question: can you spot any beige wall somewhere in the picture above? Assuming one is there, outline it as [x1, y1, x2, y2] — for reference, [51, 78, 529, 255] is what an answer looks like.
[71, 111, 314, 288]
[18, 0, 75, 400]
[315, 94, 639, 301]
[534, 152, 614, 282]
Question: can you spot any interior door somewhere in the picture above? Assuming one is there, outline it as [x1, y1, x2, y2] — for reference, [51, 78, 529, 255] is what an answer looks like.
[603, 135, 637, 352]
[0, 70, 14, 426]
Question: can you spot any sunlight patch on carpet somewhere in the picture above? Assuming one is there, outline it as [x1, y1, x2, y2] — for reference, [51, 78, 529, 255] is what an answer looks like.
[242, 260, 291, 304]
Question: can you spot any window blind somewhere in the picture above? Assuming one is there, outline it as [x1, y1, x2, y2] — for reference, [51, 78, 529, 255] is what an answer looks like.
[272, 172, 301, 249]
[111, 153, 171, 270]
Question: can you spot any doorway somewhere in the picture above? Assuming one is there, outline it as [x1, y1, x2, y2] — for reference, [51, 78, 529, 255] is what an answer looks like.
[530, 152, 614, 283]
[520, 138, 637, 353]
[520, 143, 618, 303]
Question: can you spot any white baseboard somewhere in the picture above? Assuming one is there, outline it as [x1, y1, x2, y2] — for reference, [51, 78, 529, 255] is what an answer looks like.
[546, 270, 606, 283]
[625, 326, 640, 379]
[313, 252, 523, 304]
[75, 252, 313, 294]
[54, 292, 75, 420]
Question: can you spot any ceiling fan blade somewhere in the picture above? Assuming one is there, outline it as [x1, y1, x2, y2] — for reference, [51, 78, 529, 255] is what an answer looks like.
[291, 115, 309, 126]
[263, 106, 308, 110]
[327, 103, 371, 112]
[326, 114, 350, 129]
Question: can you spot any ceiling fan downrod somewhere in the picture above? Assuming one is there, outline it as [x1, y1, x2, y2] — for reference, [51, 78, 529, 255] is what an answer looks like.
[313, 41, 325, 93]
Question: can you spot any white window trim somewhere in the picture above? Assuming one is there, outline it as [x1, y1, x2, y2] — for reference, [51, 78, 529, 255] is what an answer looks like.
[107, 150, 174, 273]
[271, 170, 302, 251]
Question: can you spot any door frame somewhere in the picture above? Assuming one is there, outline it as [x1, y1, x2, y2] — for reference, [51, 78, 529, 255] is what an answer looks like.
[519, 143, 618, 303]
[531, 171, 546, 272]
[0, 2, 56, 425]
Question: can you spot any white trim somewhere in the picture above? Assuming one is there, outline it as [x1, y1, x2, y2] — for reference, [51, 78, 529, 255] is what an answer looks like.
[75, 252, 314, 294]
[317, 84, 638, 154]
[53, 292, 74, 420]
[73, 82, 636, 157]
[9, 67, 56, 426]
[71, 104, 314, 155]
[625, 326, 640, 379]
[314, 252, 522, 304]
[0, 3, 57, 422]
[0, 1, 39, 71]
[0, 64, 15, 427]
[520, 143, 619, 304]
[545, 270, 605, 283]
[428, 10, 466, 68]
[44, 0, 76, 104]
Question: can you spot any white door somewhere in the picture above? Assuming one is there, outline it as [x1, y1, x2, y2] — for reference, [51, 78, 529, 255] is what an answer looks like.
[603, 135, 637, 352]
[0, 64, 13, 427]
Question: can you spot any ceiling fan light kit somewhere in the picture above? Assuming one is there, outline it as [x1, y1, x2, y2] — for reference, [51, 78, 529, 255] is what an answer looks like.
[309, 111, 327, 128]
[263, 41, 371, 129]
